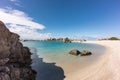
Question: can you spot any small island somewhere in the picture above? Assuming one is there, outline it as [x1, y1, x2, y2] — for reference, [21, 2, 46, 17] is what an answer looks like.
[45, 37, 87, 43]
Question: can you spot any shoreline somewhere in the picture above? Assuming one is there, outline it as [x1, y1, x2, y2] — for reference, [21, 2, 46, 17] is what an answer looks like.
[30, 40, 120, 80]
[64, 40, 120, 80]
[34, 41, 107, 80]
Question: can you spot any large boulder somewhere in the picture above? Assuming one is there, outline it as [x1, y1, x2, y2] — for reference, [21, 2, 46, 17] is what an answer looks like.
[69, 49, 92, 56]
[69, 49, 81, 56]
[0, 21, 36, 80]
[81, 50, 92, 56]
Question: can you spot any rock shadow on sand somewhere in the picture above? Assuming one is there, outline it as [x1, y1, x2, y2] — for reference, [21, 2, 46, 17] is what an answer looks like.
[31, 51, 65, 80]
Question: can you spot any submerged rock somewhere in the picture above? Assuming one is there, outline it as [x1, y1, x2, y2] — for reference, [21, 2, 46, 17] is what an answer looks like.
[81, 50, 92, 56]
[69, 49, 81, 56]
[0, 21, 36, 80]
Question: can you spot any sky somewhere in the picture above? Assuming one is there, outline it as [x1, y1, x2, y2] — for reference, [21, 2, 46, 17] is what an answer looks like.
[0, 0, 120, 40]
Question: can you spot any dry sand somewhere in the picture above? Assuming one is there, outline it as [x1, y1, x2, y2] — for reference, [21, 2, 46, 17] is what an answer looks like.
[64, 40, 120, 80]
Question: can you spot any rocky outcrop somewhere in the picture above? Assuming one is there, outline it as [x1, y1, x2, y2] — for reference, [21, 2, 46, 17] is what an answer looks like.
[69, 49, 81, 56]
[64, 37, 71, 43]
[81, 50, 92, 56]
[46, 37, 72, 43]
[69, 49, 92, 56]
[0, 21, 36, 80]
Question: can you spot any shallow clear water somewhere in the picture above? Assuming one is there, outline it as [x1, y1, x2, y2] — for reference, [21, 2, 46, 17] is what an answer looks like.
[22, 41, 106, 78]
[22, 40, 105, 64]
[23, 41, 105, 53]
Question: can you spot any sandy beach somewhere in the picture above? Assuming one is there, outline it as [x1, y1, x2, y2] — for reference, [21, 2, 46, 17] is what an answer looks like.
[64, 40, 120, 80]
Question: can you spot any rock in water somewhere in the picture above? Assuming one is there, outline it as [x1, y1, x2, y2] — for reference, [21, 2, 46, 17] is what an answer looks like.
[69, 49, 81, 56]
[81, 50, 92, 56]
[0, 21, 36, 80]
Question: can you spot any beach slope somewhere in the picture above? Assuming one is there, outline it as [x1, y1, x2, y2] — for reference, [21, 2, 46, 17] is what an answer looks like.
[65, 40, 120, 80]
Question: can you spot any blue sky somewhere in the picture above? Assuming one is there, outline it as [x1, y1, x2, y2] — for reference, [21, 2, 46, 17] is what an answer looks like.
[0, 0, 120, 40]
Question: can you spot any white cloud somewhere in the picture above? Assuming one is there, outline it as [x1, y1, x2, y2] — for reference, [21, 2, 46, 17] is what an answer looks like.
[9, 24, 52, 40]
[9, 0, 22, 7]
[0, 8, 44, 30]
[14, 3, 22, 7]
[0, 8, 51, 40]
[10, 0, 18, 2]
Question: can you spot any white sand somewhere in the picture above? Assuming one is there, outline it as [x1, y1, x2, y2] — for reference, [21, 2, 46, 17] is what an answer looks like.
[64, 40, 120, 80]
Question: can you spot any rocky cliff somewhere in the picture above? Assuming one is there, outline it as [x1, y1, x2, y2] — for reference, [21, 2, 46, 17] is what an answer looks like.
[0, 21, 36, 80]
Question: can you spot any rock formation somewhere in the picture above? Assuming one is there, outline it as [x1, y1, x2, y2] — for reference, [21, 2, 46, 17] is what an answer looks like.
[0, 21, 36, 80]
[64, 37, 71, 43]
[81, 50, 92, 56]
[46, 37, 72, 43]
[69, 49, 81, 56]
[69, 49, 92, 56]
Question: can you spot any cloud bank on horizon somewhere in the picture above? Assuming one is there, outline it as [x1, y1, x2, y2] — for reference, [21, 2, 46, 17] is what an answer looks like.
[0, 8, 51, 40]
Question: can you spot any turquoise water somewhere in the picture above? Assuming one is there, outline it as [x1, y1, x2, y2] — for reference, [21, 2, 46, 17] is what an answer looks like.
[23, 41, 104, 54]
[23, 40, 104, 52]
[22, 41, 105, 63]
[22, 41, 106, 79]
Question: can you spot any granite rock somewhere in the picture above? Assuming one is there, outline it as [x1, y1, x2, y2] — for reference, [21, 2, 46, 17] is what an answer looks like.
[0, 21, 36, 80]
